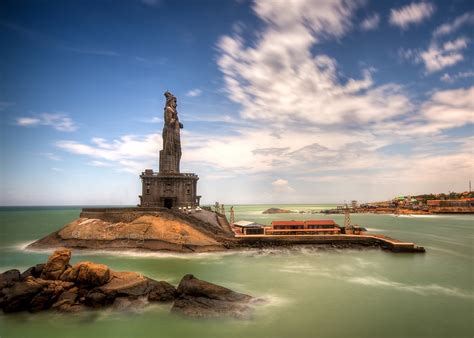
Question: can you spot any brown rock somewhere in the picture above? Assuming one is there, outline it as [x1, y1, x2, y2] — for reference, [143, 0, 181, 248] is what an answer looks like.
[177, 274, 251, 302]
[61, 262, 110, 287]
[147, 281, 177, 302]
[20, 264, 45, 280]
[171, 274, 253, 318]
[41, 249, 72, 280]
[2, 278, 44, 313]
[0, 269, 21, 289]
[99, 271, 150, 297]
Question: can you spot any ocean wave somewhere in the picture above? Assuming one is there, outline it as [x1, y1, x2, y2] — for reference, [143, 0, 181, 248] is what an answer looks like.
[348, 276, 474, 300]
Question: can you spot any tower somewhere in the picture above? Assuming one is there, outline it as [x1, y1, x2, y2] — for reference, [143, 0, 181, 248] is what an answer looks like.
[139, 91, 201, 209]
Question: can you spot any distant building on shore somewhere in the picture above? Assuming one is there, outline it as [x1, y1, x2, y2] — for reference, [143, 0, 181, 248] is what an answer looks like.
[265, 220, 341, 235]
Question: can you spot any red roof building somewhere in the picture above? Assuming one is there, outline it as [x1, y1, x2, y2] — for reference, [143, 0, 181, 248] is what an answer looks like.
[266, 220, 341, 235]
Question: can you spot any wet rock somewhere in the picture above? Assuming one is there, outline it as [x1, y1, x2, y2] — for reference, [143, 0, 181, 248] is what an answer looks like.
[30, 289, 56, 312]
[171, 274, 252, 318]
[99, 271, 150, 297]
[111, 297, 147, 312]
[148, 281, 177, 302]
[172, 295, 252, 318]
[85, 289, 116, 308]
[2, 278, 43, 313]
[177, 274, 251, 302]
[41, 248, 72, 280]
[21, 264, 44, 280]
[52, 289, 78, 310]
[0, 269, 21, 289]
[60, 262, 110, 287]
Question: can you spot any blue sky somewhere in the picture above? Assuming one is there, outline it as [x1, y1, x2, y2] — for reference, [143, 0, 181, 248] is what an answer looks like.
[1, 0, 473, 205]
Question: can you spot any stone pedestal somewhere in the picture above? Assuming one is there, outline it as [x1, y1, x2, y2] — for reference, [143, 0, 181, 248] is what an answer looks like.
[139, 170, 200, 208]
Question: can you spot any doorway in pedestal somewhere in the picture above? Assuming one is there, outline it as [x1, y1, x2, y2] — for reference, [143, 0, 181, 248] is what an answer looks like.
[164, 198, 173, 209]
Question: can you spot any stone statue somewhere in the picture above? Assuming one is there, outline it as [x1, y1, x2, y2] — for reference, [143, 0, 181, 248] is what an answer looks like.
[160, 91, 183, 173]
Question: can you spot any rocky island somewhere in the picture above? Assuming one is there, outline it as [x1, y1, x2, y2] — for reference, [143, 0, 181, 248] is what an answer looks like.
[0, 249, 255, 317]
[262, 208, 294, 214]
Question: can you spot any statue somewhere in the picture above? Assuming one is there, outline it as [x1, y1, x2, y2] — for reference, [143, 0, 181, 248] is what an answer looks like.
[160, 91, 183, 173]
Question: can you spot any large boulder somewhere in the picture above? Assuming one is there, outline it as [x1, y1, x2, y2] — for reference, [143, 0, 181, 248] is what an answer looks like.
[171, 274, 253, 318]
[60, 262, 110, 287]
[147, 281, 177, 302]
[98, 271, 151, 297]
[0, 269, 21, 289]
[176, 274, 251, 302]
[84, 288, 116, 308]
[2, 278, 43, 313]
[41, 249, 72, 280]
[21, 264, 44, 280]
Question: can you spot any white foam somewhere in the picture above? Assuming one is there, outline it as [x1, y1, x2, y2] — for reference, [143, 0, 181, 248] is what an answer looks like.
[348, 276, 474, 300]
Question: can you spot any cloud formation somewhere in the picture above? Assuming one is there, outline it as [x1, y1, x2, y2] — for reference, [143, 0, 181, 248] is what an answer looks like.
[420, 37, 469, 73]
[433, 12, 474, 37]
[186, 89, 202, 97]
[389, 2, 435, 29]
[16, 113, 77, 132]
[360, 13, 380, 31]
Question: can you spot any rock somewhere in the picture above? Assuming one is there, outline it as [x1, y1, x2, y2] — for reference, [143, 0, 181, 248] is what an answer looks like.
[111, 297, 147, 312]
[30, 289, 56, 312]
[52, 290, 78, 310]
[99, 271, 151, 297]
[147, 281, 177, 302]
[172, 295, 252, 318]
[0, 269, 21, 289]
[41, 249, 72, 280]
[2, 278, 44, 313]
[20, 264, 44, 280]
[60, 262, 110, 287]
[262, 208, 293, 214]
[177, 274, 251, 302]
[84, 289, 116, 308]
[171, 274, 252, 318]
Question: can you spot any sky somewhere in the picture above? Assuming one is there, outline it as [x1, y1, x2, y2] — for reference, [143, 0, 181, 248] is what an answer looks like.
[0, 0, 473, 206]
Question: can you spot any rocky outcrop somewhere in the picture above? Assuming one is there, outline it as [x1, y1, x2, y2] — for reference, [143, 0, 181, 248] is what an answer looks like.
[0, 249, 255, 318]
[40, 248, 71, 280]
[27, 209, 234, 253]
[262, 208, 293, 214]
[60, 262, 110, 286]
[171, 274, 253, 318]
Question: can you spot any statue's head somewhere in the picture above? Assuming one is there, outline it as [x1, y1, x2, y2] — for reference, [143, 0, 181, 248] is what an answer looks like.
[164, 91, 177, 108]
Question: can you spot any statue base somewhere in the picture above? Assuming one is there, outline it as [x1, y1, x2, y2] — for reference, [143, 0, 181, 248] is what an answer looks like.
[139, 169, 200, 209]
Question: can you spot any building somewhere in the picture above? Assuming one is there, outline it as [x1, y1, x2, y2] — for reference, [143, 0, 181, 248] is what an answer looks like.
[232, 220, 265, 235]
[265, 220, 341, 235]
[139, 92, 200, 208]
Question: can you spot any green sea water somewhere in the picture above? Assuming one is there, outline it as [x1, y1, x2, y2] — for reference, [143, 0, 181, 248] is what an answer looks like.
[0, 205, 473, 338]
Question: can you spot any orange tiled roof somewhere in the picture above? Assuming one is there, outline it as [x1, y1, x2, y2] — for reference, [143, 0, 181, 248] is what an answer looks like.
[271, 220, 305, 226]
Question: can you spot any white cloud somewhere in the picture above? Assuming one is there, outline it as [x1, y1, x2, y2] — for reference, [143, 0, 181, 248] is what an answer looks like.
[41, 152, 62, 161]
[440, 71, 474, 83]
[419, 86, 474, 132]
[419, 37, 469, 73]
[56, 134, 160, 173]
[217, 1, 412, 128]
[16, 113, 77, 131]
[186, 89, 202, 97]
[51, 167, 63, 172]
[433, 12, 474, 37]
[389, 2, 435, 29]
[360, 13, 380, 31]
[272, 178, 295, 193]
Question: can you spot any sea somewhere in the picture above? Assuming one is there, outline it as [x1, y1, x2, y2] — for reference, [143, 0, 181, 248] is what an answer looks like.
[0, 205, 472, 338]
